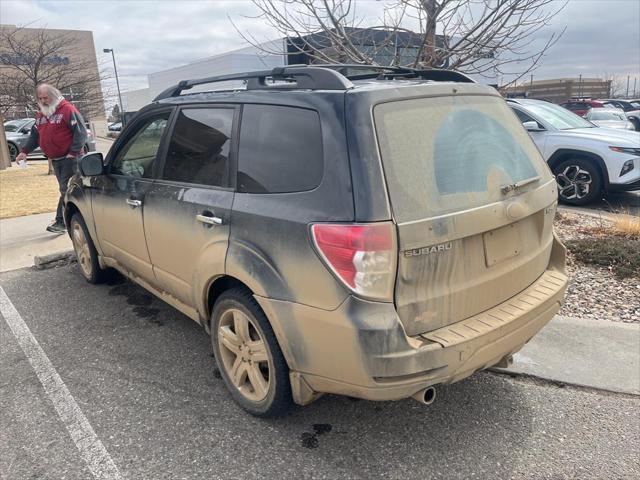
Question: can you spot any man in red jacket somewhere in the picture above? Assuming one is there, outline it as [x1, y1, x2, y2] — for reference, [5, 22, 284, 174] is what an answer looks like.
[16, 84, 87, 234]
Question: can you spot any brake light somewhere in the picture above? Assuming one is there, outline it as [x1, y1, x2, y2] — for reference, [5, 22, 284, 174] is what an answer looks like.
[311, 222, 397, 301]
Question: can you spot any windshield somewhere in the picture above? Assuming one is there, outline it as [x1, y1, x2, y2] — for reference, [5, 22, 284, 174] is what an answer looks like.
[590, 110, 626, 121]
[527, 102, 594, 130]
[3, 120, 28, 132]
[374, 95, 551, 221]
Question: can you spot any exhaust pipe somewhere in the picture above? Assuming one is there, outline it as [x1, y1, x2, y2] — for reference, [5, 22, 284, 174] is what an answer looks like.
[412, 386, 436, 405]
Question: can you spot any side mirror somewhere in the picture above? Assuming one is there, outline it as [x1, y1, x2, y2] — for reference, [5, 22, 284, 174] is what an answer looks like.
[522, 121, 544, 132]
[20, 127, 31, 133]
[79, 152, 104, 176]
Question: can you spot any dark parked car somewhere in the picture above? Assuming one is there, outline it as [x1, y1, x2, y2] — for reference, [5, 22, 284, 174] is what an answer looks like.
[65, 65, 568, 417]
[597, 99, 640, 112]
[559, 100, 604, 117]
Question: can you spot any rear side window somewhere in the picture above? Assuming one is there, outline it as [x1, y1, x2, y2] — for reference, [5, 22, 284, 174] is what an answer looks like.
[237, 105, 323, 193]
[162, 108, 234, 187]
[374, 95, 550, 222]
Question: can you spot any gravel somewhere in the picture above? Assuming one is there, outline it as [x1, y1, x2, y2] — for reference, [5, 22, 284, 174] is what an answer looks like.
[554, 210, 640, 323]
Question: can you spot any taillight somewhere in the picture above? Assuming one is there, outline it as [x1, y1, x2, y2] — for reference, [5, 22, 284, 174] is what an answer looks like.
[311, 222, 397, 301]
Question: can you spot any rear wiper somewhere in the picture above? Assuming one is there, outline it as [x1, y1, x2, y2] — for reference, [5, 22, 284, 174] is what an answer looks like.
[501, 176, 541, 195]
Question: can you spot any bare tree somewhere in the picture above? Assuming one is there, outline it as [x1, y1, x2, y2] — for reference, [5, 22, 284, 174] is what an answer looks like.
[603, 73, 627, 98]
[0, 25, 107, 120]
[232, 0, 566, 84]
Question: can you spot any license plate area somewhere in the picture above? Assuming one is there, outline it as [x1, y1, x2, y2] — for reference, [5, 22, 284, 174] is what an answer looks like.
[483, 222, 522, 267]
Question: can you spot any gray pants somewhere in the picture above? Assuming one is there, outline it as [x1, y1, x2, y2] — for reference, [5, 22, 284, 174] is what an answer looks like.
[52, 157, 78, 224]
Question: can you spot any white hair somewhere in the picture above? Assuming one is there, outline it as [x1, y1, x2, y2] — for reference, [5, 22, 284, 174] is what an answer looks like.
[36, 83, 64, 117]
[36, 83, 63, 100]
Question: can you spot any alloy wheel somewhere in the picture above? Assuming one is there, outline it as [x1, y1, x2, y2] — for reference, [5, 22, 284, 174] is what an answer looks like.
[8, 143, 18, 161]
[217, 308, 270, 402]
[556, 164, 592, 201]
[71, 220, 93, 278]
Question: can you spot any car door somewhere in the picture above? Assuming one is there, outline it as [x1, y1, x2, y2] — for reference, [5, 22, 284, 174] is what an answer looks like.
[512, 107, 548, 156]
[142, 105, 237, 310]
[91, 109, 173, 283]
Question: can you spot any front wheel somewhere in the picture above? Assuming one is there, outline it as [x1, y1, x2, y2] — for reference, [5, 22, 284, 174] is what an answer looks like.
[8, 143, 18, 161]
[553, 158, 603, 206]
[211, 288, 292, 417]
[70, 213, 110, 283]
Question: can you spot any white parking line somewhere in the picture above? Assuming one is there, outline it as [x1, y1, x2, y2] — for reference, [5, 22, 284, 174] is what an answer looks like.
[0, 287, 123, 480]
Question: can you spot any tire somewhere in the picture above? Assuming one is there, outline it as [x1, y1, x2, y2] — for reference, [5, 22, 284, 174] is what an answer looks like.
[7, 142, 18, 161]
[552, 157, 603, 206]
[70, 213, 109, 284]
[211, 287, 292, 417]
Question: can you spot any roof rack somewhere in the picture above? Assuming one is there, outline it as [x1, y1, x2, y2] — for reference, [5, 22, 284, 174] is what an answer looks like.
[153, 64, 474, 101]
[153, 66, 354, 101]
[318, 64, 475, 83]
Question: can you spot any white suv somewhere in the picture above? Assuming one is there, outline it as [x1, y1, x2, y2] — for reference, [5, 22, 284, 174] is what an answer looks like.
[508, 99, 640, 205]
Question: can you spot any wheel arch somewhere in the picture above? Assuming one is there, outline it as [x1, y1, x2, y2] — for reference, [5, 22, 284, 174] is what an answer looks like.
[64, 201, 80, 230]
[547, 149, 610, 188]
[203, 275, 297, 372]
[205, 275, 249, 330]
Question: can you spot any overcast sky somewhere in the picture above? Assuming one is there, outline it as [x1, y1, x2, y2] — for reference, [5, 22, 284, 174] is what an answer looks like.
[2, 0, 639, 100]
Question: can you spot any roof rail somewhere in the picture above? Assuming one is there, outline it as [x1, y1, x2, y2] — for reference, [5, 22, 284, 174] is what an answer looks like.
[153, 65, 354, 101]
[153, 63, 475, 102]
[316, 64, 475, 83]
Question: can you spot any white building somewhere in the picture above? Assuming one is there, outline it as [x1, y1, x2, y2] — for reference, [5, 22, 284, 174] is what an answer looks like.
[120, 87, 151, 112]
[121, 42, 286, 112]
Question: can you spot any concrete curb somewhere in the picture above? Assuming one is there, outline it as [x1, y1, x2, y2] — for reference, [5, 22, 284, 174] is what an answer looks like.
[490, 315, 640, 396]
[33, 250, 76, 269]
[487, 367, 640, 397]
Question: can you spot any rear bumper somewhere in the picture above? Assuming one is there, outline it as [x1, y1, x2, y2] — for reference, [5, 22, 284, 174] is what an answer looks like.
[256, 236, 568, 405]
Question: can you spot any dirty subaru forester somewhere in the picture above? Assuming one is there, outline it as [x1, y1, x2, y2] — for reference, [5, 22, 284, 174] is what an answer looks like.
[65, 65, 568, 417]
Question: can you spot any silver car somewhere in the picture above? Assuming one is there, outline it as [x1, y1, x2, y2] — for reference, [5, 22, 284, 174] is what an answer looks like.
[585, 108, 636, 130]
[4, 118, 97, 161]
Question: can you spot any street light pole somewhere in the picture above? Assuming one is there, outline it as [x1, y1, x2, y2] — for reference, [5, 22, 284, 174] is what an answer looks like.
[103, 48, 125, 125]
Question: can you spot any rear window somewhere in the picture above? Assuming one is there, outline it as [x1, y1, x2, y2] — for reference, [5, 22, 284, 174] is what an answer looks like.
[590, 110, 626, 121]
[374, 95, 550, 222]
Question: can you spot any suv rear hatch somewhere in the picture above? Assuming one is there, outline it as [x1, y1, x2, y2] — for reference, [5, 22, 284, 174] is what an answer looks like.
[373, 92, 558, 336]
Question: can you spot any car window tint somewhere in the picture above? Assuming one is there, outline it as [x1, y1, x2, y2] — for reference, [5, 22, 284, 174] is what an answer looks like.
[162, 108, 233, 187]
[512, 108, 535, 124]
[111, 114, 169, 178]
[237, 104, 323, 193]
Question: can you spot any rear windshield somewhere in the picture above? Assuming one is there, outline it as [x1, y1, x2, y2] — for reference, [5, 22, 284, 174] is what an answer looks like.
[374, 95, 550, 222]
[590, 110, 626, 121]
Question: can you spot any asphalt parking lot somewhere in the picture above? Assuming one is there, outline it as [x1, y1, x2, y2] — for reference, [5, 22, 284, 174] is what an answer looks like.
[583, 190, 640, 216]
[1, 264, 639, 480]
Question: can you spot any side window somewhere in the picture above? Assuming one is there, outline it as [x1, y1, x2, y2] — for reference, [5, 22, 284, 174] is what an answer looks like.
[237, 104, 323, 193]
[162, 108, 234, 187]
[512, 108, 536, 124]
[111, 113, 170, 178]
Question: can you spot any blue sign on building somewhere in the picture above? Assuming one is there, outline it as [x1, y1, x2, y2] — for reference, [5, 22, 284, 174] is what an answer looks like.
[0, 53, 70, 65]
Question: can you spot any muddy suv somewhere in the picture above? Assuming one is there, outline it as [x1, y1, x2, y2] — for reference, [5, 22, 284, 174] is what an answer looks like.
[65, 65, 568, 417]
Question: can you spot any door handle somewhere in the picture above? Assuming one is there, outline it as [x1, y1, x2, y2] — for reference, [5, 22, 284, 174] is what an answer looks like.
[126, 198, 142, 208]
[196, 214, 223, 226]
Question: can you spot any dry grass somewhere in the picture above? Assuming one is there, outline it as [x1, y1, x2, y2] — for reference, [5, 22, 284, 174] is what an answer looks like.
[611, 212, 640, 238]
[0, 163, 59, 219]
[559, 210, 640, 279]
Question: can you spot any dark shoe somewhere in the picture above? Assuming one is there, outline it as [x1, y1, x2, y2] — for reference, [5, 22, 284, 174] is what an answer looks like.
[46, 221, 66, 234]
